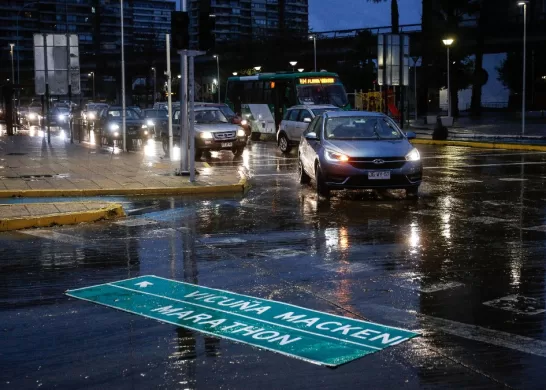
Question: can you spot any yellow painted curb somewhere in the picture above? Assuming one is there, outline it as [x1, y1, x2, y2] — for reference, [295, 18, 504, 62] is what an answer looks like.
[411, 138, 546, 152]
[0, 182, 246, 198]
[0, 203, 126, 232]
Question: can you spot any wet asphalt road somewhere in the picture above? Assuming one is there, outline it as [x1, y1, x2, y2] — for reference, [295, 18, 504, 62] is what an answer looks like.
[1, 141, 546, 389]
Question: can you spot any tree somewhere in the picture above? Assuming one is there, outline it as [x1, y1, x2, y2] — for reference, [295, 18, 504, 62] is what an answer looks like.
[367, 0, 399, 33]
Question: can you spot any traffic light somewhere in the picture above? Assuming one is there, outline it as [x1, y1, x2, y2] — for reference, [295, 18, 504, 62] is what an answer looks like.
[171, 11, 189, 50]
[199, 1, 215, 51]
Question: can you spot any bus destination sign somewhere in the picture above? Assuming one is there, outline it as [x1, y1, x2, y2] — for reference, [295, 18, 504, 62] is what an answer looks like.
[299, 77, 336, 85]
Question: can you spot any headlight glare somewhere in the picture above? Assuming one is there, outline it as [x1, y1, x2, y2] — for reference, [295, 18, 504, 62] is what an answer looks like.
[109, 123, 120, 131]
[146, 119, 154, 126]
[237, 129, 245, 137]
[241, 119, 248, 126]
[405, 148, 420, 161]
[88, 113, 95, 120]
[141, 124, 148, 129]
[200, 132, 213, 139]
[325, 150, 349, 162]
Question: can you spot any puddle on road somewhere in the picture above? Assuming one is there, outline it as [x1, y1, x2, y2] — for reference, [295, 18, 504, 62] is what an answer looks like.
[483, 295, 545, 315]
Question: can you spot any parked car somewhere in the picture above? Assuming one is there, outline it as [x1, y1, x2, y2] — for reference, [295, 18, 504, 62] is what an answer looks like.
[96, 106, 151, 150]
[277, 105, 341, 153]
[82, 103, 108, 126]
[167, 107, 247, 159]
[298, 111, 422, 198]
[194, 103, 251, 137]
[142, 108, 169, 139]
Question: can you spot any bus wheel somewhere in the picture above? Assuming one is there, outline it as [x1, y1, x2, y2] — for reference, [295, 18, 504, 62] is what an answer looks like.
[250, 133, 260, 141]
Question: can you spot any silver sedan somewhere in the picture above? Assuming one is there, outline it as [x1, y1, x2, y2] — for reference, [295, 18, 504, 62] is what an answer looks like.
[297, 111, 422, 197]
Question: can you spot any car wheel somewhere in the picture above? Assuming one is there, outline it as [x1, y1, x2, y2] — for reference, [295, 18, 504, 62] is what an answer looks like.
[406, 186, 419, 198]
[315, 165, 330, 198]
[298, 158, 310, 185]
[162, 136, 169, 155]
[233, 147, 244, 156]
[278, 134, 291, 153]
[195, 148, 203, 160]
[250, 132, 260, 141]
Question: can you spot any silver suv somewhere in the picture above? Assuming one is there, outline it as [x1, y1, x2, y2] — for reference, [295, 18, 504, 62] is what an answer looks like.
[277, 105, 340, 153]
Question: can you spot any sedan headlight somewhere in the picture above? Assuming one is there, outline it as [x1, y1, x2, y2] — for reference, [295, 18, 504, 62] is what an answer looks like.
[405, 148, 420, 161]
[241, 119, 248, 126]
[325, 150, 349, 162]
[237, 129, 245, 137]
[146, 119, 154, 126]
[200, 132, 213, 139]
[109, 123, 120, 131]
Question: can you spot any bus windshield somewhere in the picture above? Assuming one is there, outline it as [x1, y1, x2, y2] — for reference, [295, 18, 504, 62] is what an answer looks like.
[296, 84, 348, 107]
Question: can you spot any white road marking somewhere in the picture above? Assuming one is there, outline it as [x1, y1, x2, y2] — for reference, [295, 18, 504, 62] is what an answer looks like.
[498, 178, 528, 182]
[466, 216, 515, 224]
[423, 151, 546, 160]
[398, 281, 464, 293]
[425, 161, 546, 169]
[20, 230, 87, 245]
[522, 225, 546, 232]
[367, 304, 546, 358]
[315, 263, 373, 273]
[252, 173, 294, 177]
[114, 219, 158, 227]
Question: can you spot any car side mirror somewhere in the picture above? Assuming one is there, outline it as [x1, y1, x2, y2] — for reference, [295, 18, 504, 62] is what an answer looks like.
[405, 131, 416, 140]
[303, 117, 312, 123]
[305, 132, 318, 140]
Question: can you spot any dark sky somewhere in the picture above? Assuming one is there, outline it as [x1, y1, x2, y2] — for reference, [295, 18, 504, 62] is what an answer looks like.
[309, 0, 422, 32]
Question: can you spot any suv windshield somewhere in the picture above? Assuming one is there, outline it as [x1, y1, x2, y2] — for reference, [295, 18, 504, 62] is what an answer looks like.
[311, 107, 341, 116]
[107, 109, 140, 120]
[195, 109, 228, 124]
[218, 106, 236, 118]
[297, 84, 348, 107]
[325, 116, 403, 140]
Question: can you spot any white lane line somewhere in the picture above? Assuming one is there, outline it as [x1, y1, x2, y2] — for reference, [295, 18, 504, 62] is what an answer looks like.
[108, 283, 382, 350]
[20, 230, 87, 245]
[368, 305, 546, 358]
[498, 178, 528, 182]
[252, 173, 294, 177]
[423, 151, 546, 160]
[424, 161, 546, 169]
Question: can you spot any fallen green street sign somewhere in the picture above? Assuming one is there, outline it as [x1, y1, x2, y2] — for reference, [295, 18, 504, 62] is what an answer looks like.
[66, 275, 418, 366]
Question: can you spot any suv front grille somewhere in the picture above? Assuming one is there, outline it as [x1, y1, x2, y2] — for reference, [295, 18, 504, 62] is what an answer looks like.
[348, 157, 406, 170]
[213, 131, 236, 140]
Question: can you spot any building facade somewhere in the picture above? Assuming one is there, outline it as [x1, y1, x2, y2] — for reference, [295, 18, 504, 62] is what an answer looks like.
[188, 0, 308, 49]
[0, 0, 175, 102]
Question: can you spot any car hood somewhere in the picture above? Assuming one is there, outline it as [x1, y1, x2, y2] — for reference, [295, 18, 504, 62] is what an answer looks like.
[323, 139, 413, 158]
[195, 123, 241, 133]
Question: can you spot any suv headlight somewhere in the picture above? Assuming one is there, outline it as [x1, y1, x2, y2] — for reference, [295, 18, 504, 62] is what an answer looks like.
[325, 150, 349, 162]
[200, 132, 213, 139]
[405, 148, 420, 161]
[237, 129, 245, 137]
[109, 123, 120, 131]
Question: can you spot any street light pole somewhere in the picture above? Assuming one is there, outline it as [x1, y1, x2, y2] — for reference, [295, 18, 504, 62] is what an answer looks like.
[214, 55, 220, 103]
[151, 67, 157, 104]
[88, 72, 95, 101]
[120, 0, 127, 151]
[442, 38, 454, 118]
[309, 35, 317, 71]
[289, 61, 297, 72]
[518, 1, 528, 137]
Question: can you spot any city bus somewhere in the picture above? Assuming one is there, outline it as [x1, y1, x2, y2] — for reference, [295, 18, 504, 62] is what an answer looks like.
[225, 72, 349, 140]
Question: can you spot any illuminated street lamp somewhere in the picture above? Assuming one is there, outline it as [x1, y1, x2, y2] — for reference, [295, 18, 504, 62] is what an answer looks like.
[254, 66, 261, 72]
[518, 0, 529, 136]
[442, 38, 454, 118]
[88, 72, 95, 101]
[298, 68, 304, 73]
[289, 61, 297, 71]
[232, 72, 238, 76]
[308, 34, 317, 71]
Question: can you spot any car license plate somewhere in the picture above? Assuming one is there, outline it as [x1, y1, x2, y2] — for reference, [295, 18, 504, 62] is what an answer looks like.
[221, 142, 233, 148]
[368, 171, 391, 180]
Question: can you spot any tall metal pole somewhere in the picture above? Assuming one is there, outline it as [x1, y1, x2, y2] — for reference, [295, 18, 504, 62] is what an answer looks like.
[120, 0, 127, 151]
[189, 56, 196, 182]
[10, 44, 15, 84]
[413, 57, 418, 120]
[152, 67, 157, 104]
[10, 44, 15, 126]
[179, 52, 188, 172]
[522, 2, 527, 137]
[92, 72, 95, 101]
[166, 34, 173, 159]
[313, 36, 317, 72]
[447, 46, 451, 118]
[216, 55, 220, 103]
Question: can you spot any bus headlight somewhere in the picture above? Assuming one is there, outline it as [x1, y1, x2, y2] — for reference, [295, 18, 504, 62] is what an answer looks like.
[200, 132, 213, 139]
[237, 129, 245, 137]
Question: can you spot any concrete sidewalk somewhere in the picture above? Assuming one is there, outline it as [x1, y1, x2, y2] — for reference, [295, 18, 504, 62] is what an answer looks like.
[0, 133, 247, 198]
[0, 201, 125, 231]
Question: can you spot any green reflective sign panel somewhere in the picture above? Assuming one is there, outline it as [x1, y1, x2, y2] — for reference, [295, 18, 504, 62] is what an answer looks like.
[66, 275, 418, 366]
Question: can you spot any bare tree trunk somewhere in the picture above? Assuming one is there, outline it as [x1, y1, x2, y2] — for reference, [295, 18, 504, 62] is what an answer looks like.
[391, 0, 399, 34]
[471, 8, 485, 117]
